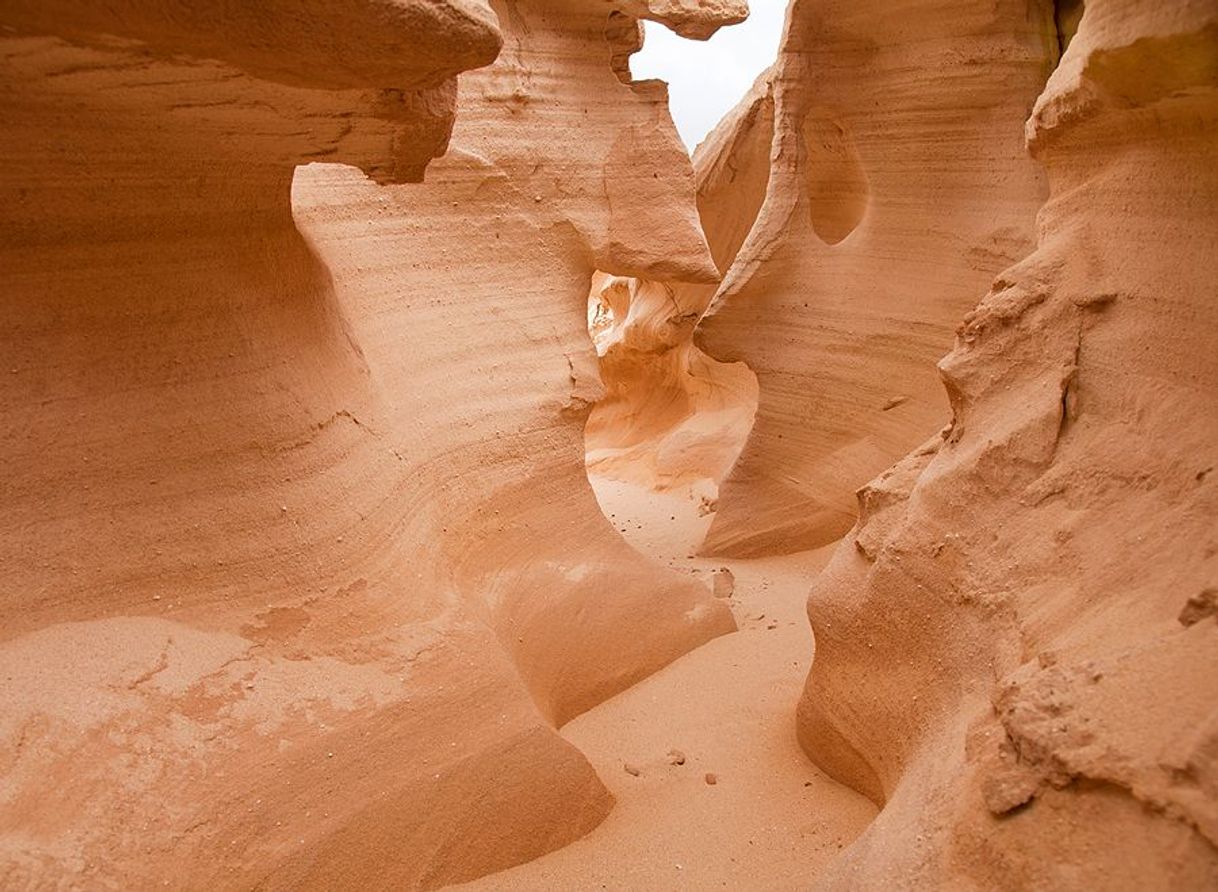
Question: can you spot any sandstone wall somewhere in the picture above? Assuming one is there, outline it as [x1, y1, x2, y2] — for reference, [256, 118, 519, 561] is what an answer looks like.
[696, 0, 1055, 556]
[798, 0, 1218, 886]
[0, 0, 735, 886]
[293, 0, 741, 729]
[583, 73, 773, 493]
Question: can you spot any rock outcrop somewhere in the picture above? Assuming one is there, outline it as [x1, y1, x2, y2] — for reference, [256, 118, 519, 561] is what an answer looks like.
[6, 0, 1215, 887]
[0, 0, 735, 886]
[583, 73, 772, 494]
[695, 0, 1054, 556]
[798, 0, 1218, 886]
[293, 0, 741, 727]
[582, 266, 758, 494]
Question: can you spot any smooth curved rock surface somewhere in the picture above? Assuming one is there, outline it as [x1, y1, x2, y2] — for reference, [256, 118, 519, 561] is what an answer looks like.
[584, 72, 772, 495]
[292, 0, 741, 724]
[584, 272, 758, 494]
[696, 0, 1054, 557]
[798, 0, 1218, 886]
[0, 0, 736, 886]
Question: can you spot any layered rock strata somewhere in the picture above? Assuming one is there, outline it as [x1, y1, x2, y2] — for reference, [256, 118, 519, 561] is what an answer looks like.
[293, 0, 741, 728]
[0, 0, 735, 886]
[584, 73, 773, 494]
[799, 0, 1218, 886]
[696, 0, 1055, 556]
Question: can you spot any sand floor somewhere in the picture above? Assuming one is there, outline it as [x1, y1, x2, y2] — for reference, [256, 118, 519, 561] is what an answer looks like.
[457, 478, 877, 891]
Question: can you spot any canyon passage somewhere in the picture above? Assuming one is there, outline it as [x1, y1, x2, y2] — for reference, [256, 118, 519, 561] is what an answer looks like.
[1, 0, 1216, 889]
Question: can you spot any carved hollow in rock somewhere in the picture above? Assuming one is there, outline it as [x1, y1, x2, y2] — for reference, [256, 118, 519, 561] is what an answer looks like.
[802, 109, 868, 245]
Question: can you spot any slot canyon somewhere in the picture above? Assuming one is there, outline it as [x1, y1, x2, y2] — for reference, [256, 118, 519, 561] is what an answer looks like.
[0, 0, 1215, 889]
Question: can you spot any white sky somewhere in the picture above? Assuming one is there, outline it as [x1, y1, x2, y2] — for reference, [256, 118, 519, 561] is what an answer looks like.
[630, 0, 787, 153]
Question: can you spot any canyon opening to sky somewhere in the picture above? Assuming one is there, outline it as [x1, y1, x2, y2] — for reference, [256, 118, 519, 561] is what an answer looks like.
[1, 1, 1216, 890]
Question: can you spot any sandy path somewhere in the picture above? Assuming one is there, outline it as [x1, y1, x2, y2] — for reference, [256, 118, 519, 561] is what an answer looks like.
[457, 479, 876, 891]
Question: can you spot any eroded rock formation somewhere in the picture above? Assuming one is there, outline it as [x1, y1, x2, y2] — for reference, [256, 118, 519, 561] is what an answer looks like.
[0, 0, 737, 886]
[4, 0, 1216, 887]
[583, 73, 772, 495]
[695, 0, 1055, 556]
[293, 0, 742, 728]
[798, 0, 1218, 885]
[582, 266, 757, 495]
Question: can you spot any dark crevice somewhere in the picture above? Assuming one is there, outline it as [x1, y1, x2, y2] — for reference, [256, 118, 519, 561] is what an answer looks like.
[1055, 0, 1085, 57]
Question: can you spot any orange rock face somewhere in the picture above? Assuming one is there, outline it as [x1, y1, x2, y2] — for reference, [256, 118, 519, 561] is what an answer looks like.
[797, 0, 1218, 885]
[292, 0, 742, 729]
[3, 0, 1216, 888]
[583, 72, 771, 495]
[696, 0, 1054, 557]
[0, 0, 736, 886]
